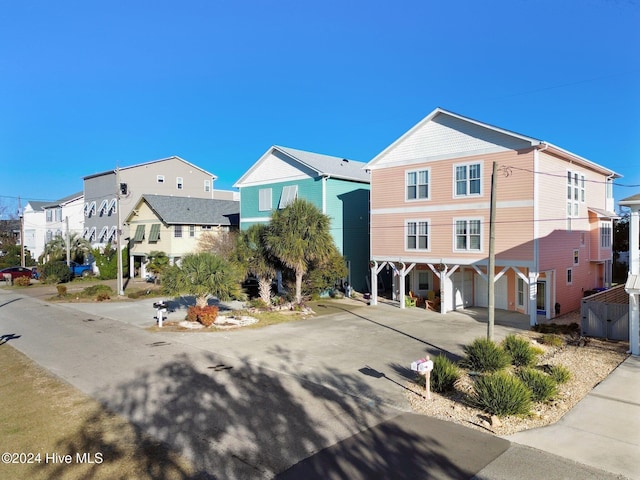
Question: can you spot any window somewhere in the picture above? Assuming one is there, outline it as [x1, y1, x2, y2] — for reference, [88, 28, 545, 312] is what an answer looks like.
[418, 271, 430, 290]
[204, 180, 211, 192]
[133, 225, 145, 242]
[567, 268, 573, 285]
[176, 177, 183, 189]
[201, 225, 212, 230]
[279, 185, 298, 209]
[157, 175, 165, 183]
[55, 208, 62, 222]
[46, 209, 52, 222]
[189, 225, 195, 237]
[455, 219, 481, 251]
[567, 170, 585, 218]
[406, 220, 429, 250]
[174, 225, 183, 238]
[259, 188, 272, 211]
[406, 169, 429, 200]
[517, 278, 525, 307]
[455, 163, 481, 196]
[600, 222, 612, 247]
[573, 249, 579, 265]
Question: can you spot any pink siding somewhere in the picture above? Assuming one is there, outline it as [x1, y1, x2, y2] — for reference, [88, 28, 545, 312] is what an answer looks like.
[371, 150, 535, 262]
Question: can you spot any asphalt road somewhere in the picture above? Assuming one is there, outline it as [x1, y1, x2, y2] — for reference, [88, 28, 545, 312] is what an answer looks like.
[0, 288, 630, 479]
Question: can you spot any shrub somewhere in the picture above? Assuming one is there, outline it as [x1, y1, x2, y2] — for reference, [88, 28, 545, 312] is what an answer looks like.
[96, 292, 110, 302]
[540, 334, 564, 347]
[416, 354, 460, 393]
[186, 305, 219, 327]
[14, 276, 31, 287]
[460, 338, 510, 373]
[42, 262, 73, 284]
[517, 367, 558, 402]
[82, 284, 113, 297]
[547, 364, 572, 384]
[471, 371, 532, 416]
[532, 323, 579, 335]
[502, 334, 538, 367]
[56, 285, 67, 297]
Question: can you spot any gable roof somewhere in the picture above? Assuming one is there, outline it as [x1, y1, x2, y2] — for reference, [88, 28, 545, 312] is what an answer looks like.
[25, 200, 50, 212]
[43, 191, 84, 208]
[83, 156, 217, 181]
[366, 107, 621, 178]
[234, 145, 370, 187]
[620, 193, 640, 206]
[129, 194, 239, 226]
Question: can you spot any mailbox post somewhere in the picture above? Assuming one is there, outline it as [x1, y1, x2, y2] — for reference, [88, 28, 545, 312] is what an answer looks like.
[153, 301, 168, 327]
[411, 356, 434, 399]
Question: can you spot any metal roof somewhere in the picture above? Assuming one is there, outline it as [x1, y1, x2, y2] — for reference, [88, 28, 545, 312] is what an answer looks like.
[274, 146, 370, 183]
[139, 194, 239, 226]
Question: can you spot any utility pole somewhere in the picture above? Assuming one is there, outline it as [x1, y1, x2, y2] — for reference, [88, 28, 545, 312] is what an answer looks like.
[487, 161, 497, 341]
[65, 216, 70, 265]
[116, 167, 124, 296]
[19, 201, 25, 267]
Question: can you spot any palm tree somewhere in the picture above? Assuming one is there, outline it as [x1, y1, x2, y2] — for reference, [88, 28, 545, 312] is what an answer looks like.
[41, 232, 91, 263]
[264, 199, 335, 304]
[146, 251, 169, 284]
[234, 224, 277, 307]
[162, 252, 244, 307]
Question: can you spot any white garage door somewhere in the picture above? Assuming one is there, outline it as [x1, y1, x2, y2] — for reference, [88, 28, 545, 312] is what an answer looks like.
[475, 274, 508, 309]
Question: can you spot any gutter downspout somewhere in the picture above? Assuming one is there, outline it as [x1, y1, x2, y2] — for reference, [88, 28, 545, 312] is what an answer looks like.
[321, 174, 331, 214]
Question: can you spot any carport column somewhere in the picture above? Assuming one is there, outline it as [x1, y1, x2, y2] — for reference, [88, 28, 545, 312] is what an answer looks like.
[397, 263, 406, 309]
[629, 294, 639, 356]
[628, 208, 639, 355]
[370, 261, 378, 306]
[528, 272, 539, 326]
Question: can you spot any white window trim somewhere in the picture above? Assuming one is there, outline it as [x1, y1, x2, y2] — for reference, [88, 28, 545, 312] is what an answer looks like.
[516, 277, 525, 308]
[174, 225, 183, 238]
[157, 175, 165, 183]
[204, 179, 211, 192]
[573, 249, 579, 266]
[176, 177, 184, 190]
[405, 168, 430, 202]
[99, 199, 108, 215]
[566, 169, 585, 218]
[600, 221, 612, 248]
[566, 267, 573, 285]
[405, 219, 430, 252]
[453, 161, 483, 198]
[98, 226, 108, 242]
[259, 188, 272, 212]
[453, 217, 483, 252]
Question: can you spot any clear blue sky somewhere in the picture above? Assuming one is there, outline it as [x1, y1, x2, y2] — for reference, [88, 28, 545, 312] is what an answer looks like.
[1, 0, 639, 216]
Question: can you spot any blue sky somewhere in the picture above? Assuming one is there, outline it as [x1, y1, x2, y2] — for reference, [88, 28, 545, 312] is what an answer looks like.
[1, 0, 639, 215]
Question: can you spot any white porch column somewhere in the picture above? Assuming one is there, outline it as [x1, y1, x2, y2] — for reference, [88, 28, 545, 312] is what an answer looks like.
[627, 208, 639, 355]
[529, 272, 539, 326]
[129, 254, 135, 278]
[629, 293, 639, 356]
[370, 261, 378, 306]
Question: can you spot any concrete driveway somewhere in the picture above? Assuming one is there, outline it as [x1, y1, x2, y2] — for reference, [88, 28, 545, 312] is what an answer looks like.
[0, 288, 632, 479]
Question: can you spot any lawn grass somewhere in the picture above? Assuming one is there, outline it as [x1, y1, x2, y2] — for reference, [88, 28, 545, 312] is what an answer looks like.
[0, 344, 196, 479]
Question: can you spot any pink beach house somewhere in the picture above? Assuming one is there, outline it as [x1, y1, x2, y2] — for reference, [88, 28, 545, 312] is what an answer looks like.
[365, 108, 620, 326]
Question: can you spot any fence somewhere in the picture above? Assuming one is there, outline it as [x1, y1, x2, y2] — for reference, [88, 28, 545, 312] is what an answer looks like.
[581, 285, 629, 341]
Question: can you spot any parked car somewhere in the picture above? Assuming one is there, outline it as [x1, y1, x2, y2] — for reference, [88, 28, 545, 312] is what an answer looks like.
[0, 266, 34, 282]
[66, 261, 93, 277]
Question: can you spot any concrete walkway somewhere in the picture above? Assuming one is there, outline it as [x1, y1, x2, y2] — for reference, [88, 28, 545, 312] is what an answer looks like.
[0, 286, 637, 479]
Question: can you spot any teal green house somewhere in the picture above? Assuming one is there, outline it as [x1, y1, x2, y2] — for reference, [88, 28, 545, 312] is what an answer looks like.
[234, 145, 371, 292]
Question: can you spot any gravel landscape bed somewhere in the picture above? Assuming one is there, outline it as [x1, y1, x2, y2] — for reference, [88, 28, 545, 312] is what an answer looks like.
[406, 321, 629, 436]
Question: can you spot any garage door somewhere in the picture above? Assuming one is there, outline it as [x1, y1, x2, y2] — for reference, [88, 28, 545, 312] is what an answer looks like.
[475, 274, 508, 309]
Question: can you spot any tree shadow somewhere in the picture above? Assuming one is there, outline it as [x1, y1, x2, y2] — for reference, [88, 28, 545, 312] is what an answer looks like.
[32, 348, 494, 479]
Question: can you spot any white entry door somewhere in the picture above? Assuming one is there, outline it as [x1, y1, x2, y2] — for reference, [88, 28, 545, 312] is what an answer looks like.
[452, 270, 473, 310]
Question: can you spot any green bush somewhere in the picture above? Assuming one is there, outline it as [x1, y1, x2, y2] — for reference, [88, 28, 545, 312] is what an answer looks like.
[517, 367, 558, 402]
[460, 338, 511, 373]
[82, 284, 113, 297]
[502, 334, 538, 367]
[416, 355, 460, 393]
[42, 262, 73, 284]
[471, 371, 532, 416]
[540, 334, 564, 347]
[547, 364, 572, 384]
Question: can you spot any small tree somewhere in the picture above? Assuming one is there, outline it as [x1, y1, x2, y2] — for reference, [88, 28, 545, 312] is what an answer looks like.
[146, 251, 169, 284]
[162, 252, 244, 307]
[234, 224, 278, 307]
[91, 244, 127, 279]
[197, 229, 238, 257]
[303, 246, 348, 297]
[264, 199, 335, 304]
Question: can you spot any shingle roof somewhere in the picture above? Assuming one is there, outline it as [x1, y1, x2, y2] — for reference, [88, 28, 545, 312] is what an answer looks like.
[274, 146, 370, 182]
[620, 193, 640, 205]
[141, 194, 239, 226]
[43, 191, 83, 208]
